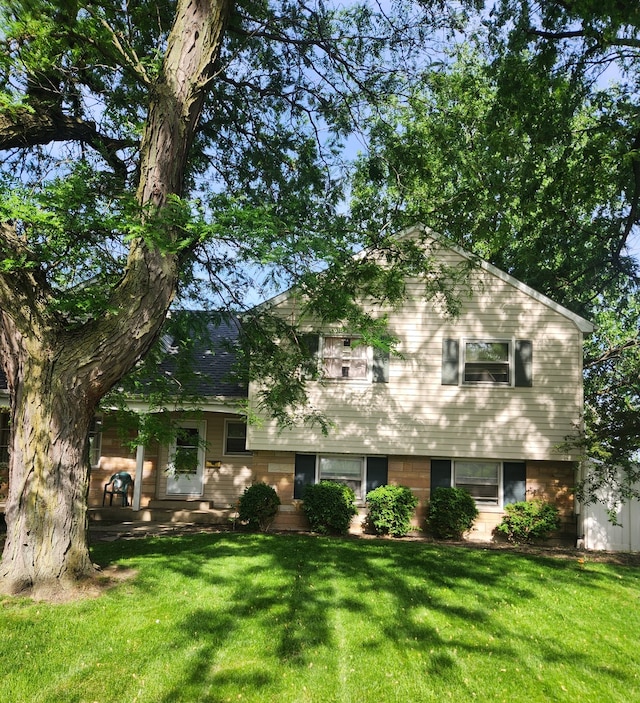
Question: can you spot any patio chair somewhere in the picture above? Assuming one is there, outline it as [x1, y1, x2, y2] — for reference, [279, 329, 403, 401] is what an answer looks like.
[102, 471, 134, 507]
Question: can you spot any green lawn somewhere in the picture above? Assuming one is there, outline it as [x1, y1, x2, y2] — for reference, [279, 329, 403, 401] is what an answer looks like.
[1, 531, 639, 703]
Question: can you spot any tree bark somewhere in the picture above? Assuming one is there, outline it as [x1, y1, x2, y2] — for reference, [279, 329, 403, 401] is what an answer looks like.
[0, 0, 232, 597]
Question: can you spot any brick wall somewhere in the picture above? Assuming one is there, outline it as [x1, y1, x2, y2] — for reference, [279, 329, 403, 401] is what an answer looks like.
[250, 451, 577, 544]
[88, 421, 159, 508]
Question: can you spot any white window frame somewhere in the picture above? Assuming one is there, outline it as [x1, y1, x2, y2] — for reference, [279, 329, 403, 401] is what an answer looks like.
[88, 415, 103, 468]
[454, 459, 503, 509]
[462, 339, 513, 386]
[317, 454, 366, 500]
[224, 418, 251, 456]
[321, 336, 372, 382]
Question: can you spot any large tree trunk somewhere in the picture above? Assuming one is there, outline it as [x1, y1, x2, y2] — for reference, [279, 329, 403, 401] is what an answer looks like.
[0, 344, 96, 595]
[0, 0, 231, 597]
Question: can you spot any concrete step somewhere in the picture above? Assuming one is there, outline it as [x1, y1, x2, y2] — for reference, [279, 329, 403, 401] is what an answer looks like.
[89, 504, 236, 526]
[147, 500, 215, 511]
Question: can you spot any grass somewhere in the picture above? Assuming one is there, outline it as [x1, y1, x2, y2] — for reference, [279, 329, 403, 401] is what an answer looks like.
[1, 531, 640, 703]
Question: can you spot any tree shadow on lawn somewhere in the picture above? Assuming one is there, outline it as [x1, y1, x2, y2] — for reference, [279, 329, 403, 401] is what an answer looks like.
[90, 532, 639, 702]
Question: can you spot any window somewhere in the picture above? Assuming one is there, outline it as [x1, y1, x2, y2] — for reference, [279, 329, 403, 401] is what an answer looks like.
[431, 459, 527, 509]
[454, 460, 500, 506]
[442, 339, 532, 387]
[173, 426, 201, 474]
[294, 454, 388, 501]
[323, 336, 368, 380]
[88, 416, 102, 468]
[464, 341, 510, 383]
[319, 455, 365, 498]
[301, 334, 389, 383]
[224, 419, 250, 455]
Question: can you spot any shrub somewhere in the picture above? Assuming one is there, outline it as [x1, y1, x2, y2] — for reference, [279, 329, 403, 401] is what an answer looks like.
[302, 481, 357, 535]
[366, 484, 419, 537]
[237, 482, 281, 532]
[496, 500, 561, 544]
[427, 486, 478, 540]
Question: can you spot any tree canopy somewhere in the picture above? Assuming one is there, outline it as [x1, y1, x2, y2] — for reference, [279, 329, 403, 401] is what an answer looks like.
[0, 0, 470, 595]
[353, 0, 640, 507]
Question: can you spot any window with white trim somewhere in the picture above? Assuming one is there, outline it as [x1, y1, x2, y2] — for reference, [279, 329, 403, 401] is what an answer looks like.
[224, 419, 250, 455]
[318, 455, 365, 498]
[294, 454, 389, 501]
[442, 338, 533, 387]
[88, 415, 103, 468]
[454, 460, 501, 506]
[322, 336, 368, 380]
[464, 341, 510, 384]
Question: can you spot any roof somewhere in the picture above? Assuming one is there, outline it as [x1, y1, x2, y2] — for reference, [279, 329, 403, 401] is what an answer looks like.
[261, 224, 595, 335]
[0, 314, 248, 402]
[154, 314, 247, 399]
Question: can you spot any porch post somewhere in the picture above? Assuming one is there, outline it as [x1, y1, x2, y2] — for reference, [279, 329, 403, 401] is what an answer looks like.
[132, 444, 145, 511]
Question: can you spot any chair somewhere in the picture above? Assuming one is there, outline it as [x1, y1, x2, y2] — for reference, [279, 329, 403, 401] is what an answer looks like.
[102, 472, 134, 507]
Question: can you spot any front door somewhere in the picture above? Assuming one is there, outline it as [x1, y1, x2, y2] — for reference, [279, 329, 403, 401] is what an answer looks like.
[166, 421, 206, 496]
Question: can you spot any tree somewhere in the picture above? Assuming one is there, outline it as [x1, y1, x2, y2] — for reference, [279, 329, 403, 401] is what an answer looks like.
[0, 0, 459, 596]
[352, 4, 640, 511]
[0, 0, 234, 596]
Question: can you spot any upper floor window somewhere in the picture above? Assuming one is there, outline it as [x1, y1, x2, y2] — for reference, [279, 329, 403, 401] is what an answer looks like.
[303, 334, 389, 383]
[323, 336, 368, 380]
[464, 341, 510, 384]
[442, 338, 532, 387]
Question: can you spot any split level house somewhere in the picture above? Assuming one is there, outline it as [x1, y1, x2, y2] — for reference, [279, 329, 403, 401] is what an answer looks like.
[0, 228, 595, 543]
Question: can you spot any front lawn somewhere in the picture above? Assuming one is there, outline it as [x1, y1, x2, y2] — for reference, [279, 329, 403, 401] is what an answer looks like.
[1, 531, 639, 702]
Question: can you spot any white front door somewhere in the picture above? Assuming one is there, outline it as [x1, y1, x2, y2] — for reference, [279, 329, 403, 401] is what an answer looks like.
[166, 421, 206, 496]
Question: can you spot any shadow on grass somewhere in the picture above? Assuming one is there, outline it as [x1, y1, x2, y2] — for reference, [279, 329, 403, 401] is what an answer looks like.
[89, 532, 639, 702]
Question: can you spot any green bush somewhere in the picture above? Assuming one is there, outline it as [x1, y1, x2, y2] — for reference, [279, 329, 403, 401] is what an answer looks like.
[302, 481, 358, 535]
[237, 482, 281, 532]
[496, 500, 561, 544]
[366, 484, 419, 537]
[427, 487, 478, 540]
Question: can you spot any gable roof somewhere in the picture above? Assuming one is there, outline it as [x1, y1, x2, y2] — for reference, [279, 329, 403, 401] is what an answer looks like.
[0, 226, 594, 406]
[262, 224, 594, 334]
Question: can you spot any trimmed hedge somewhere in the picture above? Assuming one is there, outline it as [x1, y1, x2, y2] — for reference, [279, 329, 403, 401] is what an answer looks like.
[237, 482, 281, 532]
[366, 484, 418, 537]
[496, 500, 561, 543]
[427, 486, 478, 540]
[302, 481, 357, 535]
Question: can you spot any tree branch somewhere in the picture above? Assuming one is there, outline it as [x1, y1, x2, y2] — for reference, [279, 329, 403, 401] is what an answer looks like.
[584, 339, 639, 369]
[0, 108, 136, 177]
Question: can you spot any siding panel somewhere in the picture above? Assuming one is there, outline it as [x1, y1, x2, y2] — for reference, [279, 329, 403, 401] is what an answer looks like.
[249, 242, 587, 463]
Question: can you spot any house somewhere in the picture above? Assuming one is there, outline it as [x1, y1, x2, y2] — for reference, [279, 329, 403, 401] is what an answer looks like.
[0, 228, 595, 543]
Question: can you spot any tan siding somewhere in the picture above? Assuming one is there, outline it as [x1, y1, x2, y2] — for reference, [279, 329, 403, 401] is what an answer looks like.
[249, 243, 587, 463]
